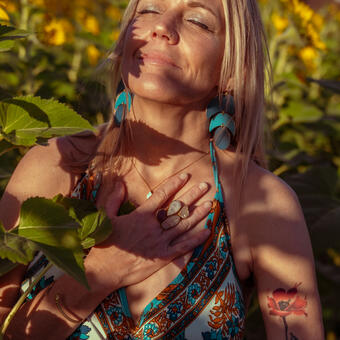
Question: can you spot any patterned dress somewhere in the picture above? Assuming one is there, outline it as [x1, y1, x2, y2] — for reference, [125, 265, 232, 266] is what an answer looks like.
[20, 142, 246, 339]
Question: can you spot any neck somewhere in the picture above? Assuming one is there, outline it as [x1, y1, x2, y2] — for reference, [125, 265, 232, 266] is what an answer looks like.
[130, 95, 210, 160]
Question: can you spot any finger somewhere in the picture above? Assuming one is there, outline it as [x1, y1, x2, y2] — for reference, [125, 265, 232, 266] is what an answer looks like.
[166, 200, 212, 240]
[105, 181, 126, 219]
[138, 173, 189, 213]
[176, 182, 209, 206]
[167, 228, 211, 258]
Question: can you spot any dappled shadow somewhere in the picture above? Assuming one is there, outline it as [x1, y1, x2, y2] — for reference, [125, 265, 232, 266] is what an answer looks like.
[118, 119, 207, 165]
[0, 132, 325, 337]
[5, 99, 51, 127]
[0, 14, 326, 338]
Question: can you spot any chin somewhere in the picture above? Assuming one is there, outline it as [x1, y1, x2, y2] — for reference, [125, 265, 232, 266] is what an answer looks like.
[126, 74, 207, 106]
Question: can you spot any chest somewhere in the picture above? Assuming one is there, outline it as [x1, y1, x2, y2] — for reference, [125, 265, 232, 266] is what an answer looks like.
[94, 192, 247, 339]
[96, 164, 250, 326]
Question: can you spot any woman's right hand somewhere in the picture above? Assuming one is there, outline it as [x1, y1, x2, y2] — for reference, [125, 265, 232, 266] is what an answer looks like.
[85, 173, 212, 291]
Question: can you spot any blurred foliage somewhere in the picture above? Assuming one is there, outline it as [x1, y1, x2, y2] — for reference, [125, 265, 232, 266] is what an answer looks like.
[0, 0, 339, 338]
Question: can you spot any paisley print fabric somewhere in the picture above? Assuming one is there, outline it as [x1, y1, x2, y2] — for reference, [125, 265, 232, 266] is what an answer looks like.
[20, 142, 246, 339]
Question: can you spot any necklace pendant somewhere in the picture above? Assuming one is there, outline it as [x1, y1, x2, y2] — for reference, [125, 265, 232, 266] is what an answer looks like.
[146, 191, 153, 199]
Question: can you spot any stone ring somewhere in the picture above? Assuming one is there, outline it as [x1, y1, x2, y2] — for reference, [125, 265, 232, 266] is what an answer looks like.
[156, 200, 190, 230]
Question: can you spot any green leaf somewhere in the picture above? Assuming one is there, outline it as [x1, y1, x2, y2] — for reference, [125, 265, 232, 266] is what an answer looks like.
[18, 197, 80, 248]
[17, 197, 88, 287]
[0, 222, 36, 265]
[80, 211, 112, 249]
[52, 195, 112, 249]
[280, 101, 323, 124]
[35, 243, 88, 288]
[0, 25, 29, 40]
[118, 201, 136, 216]
[0, 25, 29, 52]
[0, 96, 93, 146]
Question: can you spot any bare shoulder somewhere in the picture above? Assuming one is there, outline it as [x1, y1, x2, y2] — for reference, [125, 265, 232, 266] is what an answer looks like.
[7, 138, 74, 197]
[239, 161, 312, 265]
[0, 130, 101, 229]
[218, 152, 310, 274]
[217, 150, 302, 223]
[242, 161, 302, 219]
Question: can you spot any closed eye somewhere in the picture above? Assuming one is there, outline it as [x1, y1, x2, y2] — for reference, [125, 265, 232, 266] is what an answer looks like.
[187, 19, 210, 31]
[138, 9, 160, 15]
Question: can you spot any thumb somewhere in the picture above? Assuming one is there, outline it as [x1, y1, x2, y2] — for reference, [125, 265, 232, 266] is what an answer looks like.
[105, 181, 126, 219]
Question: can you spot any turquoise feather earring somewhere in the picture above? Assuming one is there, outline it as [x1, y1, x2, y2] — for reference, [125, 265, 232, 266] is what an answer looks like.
[113, 82, 133, 127]
[207, 95, 235, 150]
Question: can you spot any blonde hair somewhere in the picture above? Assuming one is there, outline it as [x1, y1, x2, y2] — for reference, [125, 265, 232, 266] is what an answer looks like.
[91, 0, 269, 204]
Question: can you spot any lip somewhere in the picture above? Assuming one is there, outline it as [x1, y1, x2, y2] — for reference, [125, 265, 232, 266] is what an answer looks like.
[137, 51, 180, 68]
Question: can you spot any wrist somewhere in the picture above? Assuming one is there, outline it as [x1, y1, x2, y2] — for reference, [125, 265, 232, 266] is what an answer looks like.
[84, 247, 123, 293]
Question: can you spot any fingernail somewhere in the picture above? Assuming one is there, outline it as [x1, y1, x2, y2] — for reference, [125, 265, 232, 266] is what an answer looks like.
[199, 182, 208, 191]
[204, 201, 212, 209]
[179, 173, 188, 180]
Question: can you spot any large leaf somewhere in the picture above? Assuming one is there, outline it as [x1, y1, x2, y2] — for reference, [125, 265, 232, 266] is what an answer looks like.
[0, 96, 93, 146]
[17, 197, 88, 287]
[35, 243, 88, 288]
[0, 222, 36, 265]
[79, 211, 111, 249]
[52, 195, 112, 249]
[81, 201, 136, 249]
[18, 198, 80, 248]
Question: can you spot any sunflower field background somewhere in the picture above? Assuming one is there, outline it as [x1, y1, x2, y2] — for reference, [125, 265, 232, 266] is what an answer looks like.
[0, 0, 339, 338]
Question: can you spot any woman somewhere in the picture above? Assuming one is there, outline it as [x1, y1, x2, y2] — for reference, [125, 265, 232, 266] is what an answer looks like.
[0, 0, 324, 339]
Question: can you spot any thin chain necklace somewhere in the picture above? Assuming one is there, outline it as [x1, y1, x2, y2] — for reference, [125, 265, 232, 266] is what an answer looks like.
[132, 152, 209, 199]
[130, 104, 210, 198]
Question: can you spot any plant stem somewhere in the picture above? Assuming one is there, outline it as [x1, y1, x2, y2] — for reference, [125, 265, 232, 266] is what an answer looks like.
[18, 0, 29, 61]
[0, 262, 53, 337]
[282, 316, 288, 340]
[68, 44, 84, 83]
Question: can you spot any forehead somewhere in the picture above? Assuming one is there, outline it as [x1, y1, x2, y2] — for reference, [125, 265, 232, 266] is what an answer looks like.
[135, 0, 224, 16]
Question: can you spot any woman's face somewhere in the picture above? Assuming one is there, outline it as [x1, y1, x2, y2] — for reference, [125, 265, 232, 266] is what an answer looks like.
[121, 0, 225, 106]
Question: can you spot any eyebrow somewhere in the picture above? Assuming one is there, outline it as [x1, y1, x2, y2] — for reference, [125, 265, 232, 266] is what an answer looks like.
[187, 1, 218, 17]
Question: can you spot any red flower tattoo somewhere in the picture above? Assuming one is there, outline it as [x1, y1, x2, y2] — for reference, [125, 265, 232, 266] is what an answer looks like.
[267, 283, 307, 340]
[267, 283, 307, 317]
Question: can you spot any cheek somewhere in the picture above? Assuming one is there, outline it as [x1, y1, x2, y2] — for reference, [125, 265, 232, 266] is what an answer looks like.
[121, 25, 146, 82]
[188, 36, 224, 84]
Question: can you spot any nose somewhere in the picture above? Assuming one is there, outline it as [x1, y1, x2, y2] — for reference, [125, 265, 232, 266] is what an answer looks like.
[152, 14, 179, 44]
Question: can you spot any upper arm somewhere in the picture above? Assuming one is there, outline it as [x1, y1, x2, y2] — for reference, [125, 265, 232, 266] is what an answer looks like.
[0, 138, 76, 230]
[0, 138, 81, 317]
[241, 167, 324, 340]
